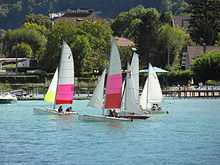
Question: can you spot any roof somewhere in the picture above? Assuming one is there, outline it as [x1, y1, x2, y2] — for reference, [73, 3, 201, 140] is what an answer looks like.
[187, 46, 220, 66]
[114, 37, 135, 47]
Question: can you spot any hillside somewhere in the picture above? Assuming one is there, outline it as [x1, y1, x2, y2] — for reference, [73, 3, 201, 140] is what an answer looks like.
[0, 0, 187, 29]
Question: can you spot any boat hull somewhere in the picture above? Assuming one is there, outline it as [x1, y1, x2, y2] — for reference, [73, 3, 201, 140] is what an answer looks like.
[33, 107, 78, 115]
[119, 114, 151, 120]
[78, 115, 132, 122]
[0, 99, 17, 104]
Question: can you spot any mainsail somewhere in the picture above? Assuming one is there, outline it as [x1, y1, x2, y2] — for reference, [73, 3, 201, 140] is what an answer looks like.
[140, 63, 163, 110]
[104, 40, 122, 109]
[44, 68, 58, 104]
[55, 41, 75, 104]
[88, 69, 106, 109]
[130, 52, 139, 104]
[122, 65, 141, 114]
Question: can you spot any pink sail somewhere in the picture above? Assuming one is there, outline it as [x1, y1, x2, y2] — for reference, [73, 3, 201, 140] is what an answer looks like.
[105, 40, 122, 109]
[56, 84, 74, 104]
[55, 41, 75, 105]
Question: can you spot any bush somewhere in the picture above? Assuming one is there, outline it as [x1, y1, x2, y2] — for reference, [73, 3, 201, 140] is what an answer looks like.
[192, 51, 220, 82]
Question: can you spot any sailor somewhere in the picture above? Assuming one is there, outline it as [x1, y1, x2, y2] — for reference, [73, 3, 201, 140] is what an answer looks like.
[66, 107, 73, 112]
[58, 105, 63, 113]
[112, 109, 118, 117]
[109, 109, 114, 117]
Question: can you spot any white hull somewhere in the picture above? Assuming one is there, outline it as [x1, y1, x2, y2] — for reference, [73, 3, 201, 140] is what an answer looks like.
[78, 114, 132, 122]
[33, 107, 78, 115]
[0, 94, 17, 104]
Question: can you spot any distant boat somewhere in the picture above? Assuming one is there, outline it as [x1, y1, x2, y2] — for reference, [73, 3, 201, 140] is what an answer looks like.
[79, 40, 132, 122]
[0, 93, 17, 104]
[118, 53, 150, 119]
[34, 41, 77, 115]
[140, 63, 165, 114]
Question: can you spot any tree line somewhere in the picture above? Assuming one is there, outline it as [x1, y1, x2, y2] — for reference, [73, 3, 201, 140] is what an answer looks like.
[0, 0, 220, 84]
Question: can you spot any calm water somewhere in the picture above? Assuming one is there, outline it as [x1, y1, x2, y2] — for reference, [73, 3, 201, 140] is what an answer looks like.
[0, 98, 220, 165]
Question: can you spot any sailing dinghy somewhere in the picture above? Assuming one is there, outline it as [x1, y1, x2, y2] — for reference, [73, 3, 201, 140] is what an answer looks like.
[34, 41, 77, 115]
[140, 63, 165, 114]
[118, 53, 150, 119]
[79, 40, 132, 122]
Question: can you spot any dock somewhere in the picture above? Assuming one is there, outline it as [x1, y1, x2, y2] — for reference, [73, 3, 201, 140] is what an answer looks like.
[163, 89, 220, 98]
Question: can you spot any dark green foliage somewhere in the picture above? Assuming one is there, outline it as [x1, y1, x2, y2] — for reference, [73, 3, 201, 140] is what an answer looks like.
[3, 26, 47, 60]
[41, 20, 112, 76]
[192, 51, 220, 82]
[112, 6, 189, 68]
[0, 0, 188, 29]
[165, 69, 193, 85]
[188, 0, 220, 45]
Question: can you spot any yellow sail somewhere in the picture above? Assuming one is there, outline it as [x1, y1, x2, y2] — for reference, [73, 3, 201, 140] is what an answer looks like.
[44, 69, 58, 104]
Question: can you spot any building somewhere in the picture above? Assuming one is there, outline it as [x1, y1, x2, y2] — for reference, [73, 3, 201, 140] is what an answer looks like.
[182, 46, 220, 68]
[0, 58, 38, 73]
[114, 37, 135, 47]
[50, 9, 101, 23]
[173, 15, 190, 30]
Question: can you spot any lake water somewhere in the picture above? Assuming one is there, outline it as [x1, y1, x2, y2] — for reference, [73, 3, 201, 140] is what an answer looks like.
[0, 98, 220, 165]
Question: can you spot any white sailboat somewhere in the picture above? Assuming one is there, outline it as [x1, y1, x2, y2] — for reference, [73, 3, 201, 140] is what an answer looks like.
[118, 54, 150, 119]
[79, 40, 132, 122]
[140, 63, 164, 114]
[34, 41, 77, 115]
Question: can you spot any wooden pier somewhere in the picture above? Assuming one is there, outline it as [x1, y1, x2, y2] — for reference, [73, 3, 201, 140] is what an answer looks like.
[163, 90, 220, 98]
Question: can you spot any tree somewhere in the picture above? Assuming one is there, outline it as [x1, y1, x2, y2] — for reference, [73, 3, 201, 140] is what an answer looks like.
[159, 24, 190, 67]
[135, 8, 161, 67]
[192, 51, 220, 82]
[3, 27, 47, 60]
[24, 14, 52, 29]
[188, 0, 220, 45]
[41, 20, 112, 76]
[12, 42, 32, 58]
[112, 6, 161, 67]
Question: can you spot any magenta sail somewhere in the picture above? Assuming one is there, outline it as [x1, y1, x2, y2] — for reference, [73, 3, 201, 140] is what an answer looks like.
[56, 84, 74, 104]
[105, 74, 122, 108]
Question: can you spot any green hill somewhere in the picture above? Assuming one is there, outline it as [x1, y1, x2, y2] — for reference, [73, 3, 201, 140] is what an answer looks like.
[0, 0, 187, 29]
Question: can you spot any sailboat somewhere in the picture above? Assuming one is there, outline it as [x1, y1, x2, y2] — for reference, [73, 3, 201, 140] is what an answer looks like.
[140, 63, 165, 114]
[34, 41, 77, 115]
[118, 53, 150, 119]
[78, 40, 132, 122]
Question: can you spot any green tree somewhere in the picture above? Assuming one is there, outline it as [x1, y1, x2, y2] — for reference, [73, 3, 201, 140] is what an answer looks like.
[12, 42, 32, 58]
[159, 24, 190, 67]
[24, 13, 52, 29]
[112, 6, 161, 67]
[42, 20, 112, 76]
[3, 27, 47, 60]
[135, 8, 161, 67]
[188, 0, 220, 45]
[192, 51, 220, 82]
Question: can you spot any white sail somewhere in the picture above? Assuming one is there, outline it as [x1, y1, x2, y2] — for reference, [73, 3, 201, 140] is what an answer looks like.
[130, 52, 139, 104]
[88, 69, 106, 109]
[122, 65, 141, 114]
[140, 63, 163, 110]
[44, 68, 58, 104]
[55, 41, 75, 104]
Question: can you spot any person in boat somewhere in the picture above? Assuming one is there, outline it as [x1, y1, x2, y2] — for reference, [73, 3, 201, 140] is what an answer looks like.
[66, 106, 73, 112]
[152, 104, 159, 111]
[109, 109, 114, 117]
[58, 105, 63, 113]
[112, 109, 118, 117]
